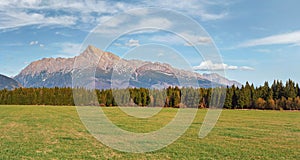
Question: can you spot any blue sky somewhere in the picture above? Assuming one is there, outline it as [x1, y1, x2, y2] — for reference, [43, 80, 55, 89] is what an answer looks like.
[1, 0, 300, 86]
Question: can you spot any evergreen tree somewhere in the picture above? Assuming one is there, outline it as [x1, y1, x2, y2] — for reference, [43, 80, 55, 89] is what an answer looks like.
[285, 79, 297, 99]
[224, 86, 233, 109]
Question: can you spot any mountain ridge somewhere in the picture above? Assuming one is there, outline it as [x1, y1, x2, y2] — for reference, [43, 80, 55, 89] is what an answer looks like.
[0, 74, 22, 90]
[15, 45, 241, 89]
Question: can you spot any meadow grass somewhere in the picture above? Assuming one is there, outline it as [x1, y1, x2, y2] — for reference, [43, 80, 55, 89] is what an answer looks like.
[0, 105, 299, 159]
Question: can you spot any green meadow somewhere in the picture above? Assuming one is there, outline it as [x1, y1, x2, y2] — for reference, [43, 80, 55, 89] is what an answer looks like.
[0, 105, 299, 159]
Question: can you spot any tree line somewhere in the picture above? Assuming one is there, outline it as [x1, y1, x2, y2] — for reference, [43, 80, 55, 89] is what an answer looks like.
[0, 79, 300, 110]
[224, 80, 300, 110]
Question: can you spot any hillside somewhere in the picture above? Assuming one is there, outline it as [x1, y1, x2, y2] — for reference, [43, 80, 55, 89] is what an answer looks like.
[0, 74, 22, 90]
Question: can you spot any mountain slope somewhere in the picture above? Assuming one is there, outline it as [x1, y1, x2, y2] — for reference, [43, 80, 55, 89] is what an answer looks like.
[15, 45, 240, 89]
[0, 74, 22, 90]
[202, 73, 241, 87]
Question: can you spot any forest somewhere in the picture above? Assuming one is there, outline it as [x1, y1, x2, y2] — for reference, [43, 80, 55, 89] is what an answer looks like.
[0, 79, 299, 110]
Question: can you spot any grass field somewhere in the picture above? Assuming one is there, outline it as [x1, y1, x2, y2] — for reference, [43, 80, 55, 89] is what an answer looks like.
[0, 105, 299, 159]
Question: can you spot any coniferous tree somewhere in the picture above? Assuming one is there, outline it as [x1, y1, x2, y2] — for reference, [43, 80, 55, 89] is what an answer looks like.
[285, 79, 297, 99]
[244, 82, 252, 108]
[224, 86, 233, 109]
[231, 86, 238, 109]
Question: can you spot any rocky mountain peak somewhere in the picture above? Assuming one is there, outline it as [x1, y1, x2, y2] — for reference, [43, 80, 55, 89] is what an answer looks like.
[76, 45, 121, 70]
[80, 45, 120, 61]
[81, 45, 103, 57]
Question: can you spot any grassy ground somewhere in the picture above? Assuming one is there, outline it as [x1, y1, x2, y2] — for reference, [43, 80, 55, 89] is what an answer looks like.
[0, 105, 299, 159]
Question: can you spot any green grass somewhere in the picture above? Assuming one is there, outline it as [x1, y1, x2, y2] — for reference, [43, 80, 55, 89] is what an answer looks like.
[0, 105, 299, 159]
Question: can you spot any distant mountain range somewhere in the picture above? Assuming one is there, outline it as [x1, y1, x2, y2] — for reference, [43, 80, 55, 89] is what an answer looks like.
[0, 74, 22, 90]
[14, 45, 241, 89]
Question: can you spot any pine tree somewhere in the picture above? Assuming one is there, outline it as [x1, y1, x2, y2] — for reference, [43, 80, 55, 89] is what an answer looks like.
[231, 86, 238, 109]
[244, 82, 252, 108]
[237, 86, 246, 109]
[285, 79, 297, 99]
[224, 86, 233, 109]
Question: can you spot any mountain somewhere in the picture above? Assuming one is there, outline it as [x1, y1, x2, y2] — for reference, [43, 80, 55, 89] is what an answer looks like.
[15, 45, 241, 89]
[0, 74, 22, 90]
[202, 73, 241, 87]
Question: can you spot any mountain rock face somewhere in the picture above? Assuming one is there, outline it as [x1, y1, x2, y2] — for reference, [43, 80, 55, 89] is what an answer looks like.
[0, 74, 22, 90]
[15, 45, 241, 89]
[202, 73, 241, 87]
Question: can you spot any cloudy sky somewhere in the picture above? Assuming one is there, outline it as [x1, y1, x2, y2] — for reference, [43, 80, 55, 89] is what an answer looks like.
[1, 0, 300, 86]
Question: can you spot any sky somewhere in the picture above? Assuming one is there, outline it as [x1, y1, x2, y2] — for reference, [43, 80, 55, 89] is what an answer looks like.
[1, 0, 300, 86]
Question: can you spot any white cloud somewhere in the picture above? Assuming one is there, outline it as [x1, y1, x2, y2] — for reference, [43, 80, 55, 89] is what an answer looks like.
[29, 41, 38, 45]
[193, 60, 254, 71]
[125, 39, 140, 47]
[0, 0, 229, 30]
[239, 31, 300, 47]
[29, 40, 44, 47]
[240, 66, 255, 70]
[0, 1, 101, 30]
[0, 11, 77, 30]
[198, 11, 228, 21]
[193, 60, 237, 71]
